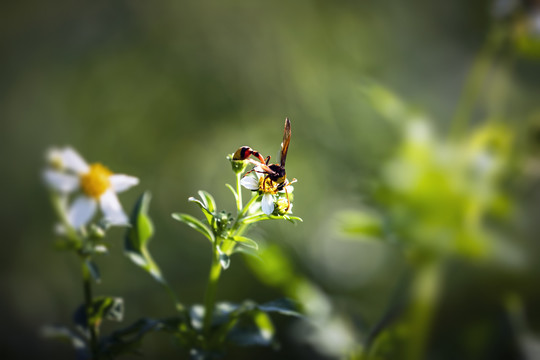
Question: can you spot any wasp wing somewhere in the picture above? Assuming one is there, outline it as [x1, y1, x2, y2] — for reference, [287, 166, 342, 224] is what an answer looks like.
[279, 117, 291, 167]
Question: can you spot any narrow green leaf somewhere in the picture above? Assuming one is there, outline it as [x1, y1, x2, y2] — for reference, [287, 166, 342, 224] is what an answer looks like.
[258, 298, 302, 317]
[172, 213, 215, 243]
[188, 197, 214, 225]
[198, 190, 216, 213]
[84, 259, 101, 283]
[234, 246, 263, 262]
[231, 236, 259, 250]
[225, 183, 239, 204]
[283, 215, 303, 224]
[242, 214, 303, 224]
[41, 325, 88, 358]
[125, 192, 167, 285]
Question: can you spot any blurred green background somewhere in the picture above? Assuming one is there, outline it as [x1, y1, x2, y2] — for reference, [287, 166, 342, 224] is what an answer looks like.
[2, 0, 540, 359]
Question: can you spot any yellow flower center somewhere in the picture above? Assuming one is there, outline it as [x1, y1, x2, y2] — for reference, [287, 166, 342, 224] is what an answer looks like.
[80, 163, 112, 198]
[259, 176, 279, 195]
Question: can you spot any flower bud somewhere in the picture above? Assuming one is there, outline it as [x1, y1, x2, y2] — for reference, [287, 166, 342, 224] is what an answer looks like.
[273, 197, 292, 216]
[227, 154, 248, 174]
[89, 223, 106, 239]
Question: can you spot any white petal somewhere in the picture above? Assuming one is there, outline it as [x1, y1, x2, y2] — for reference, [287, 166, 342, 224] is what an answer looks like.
[100, 190, 128, 225]
[253, 166, 264, 179]
[43, 169, 80, 193]
[62, 147, 89, 173]
[68, 196, 97, 228]
[261, 193, 275, 215]
[240, 176, 259, 191]
[110, 174, 139, 193]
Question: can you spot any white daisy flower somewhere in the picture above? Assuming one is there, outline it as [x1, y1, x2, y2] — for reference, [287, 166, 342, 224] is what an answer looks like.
[240, 166, 295, 215]
[43, 147, 139, 229]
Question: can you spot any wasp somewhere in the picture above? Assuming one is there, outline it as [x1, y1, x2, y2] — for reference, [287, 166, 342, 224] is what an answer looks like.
[233, 118, 293, 212]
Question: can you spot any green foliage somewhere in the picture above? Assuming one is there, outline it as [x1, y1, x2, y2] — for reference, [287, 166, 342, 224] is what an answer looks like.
[172, 212, 216, 243]
[230, 235, 259, 250]
[125, 192, 167, 285]
[83, 259, 101, 283]
[99, 317, 189, 359]
[41, 326, 88, 360]
[74, 296, 124, 332]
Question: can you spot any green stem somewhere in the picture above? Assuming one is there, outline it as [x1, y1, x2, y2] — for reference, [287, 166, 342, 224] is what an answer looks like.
[405, 261, 443, 360]
[202, 243, 223, 335]
[201, 175, 259, 339]
[81, 260, 99, 360]
[451, 24, 506, 138]
[236, 173, 243, 214]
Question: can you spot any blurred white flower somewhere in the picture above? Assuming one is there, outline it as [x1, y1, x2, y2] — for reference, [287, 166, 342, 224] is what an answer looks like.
[43, 147, 139, 228]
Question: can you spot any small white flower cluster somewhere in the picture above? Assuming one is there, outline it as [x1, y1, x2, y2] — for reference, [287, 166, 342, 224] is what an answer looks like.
[240, 166, 295, 216]
[43, 147, 139, 229]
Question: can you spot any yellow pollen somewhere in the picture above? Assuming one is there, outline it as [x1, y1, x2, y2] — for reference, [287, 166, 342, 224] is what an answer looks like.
[259, 177, 279, 195]
[80, 163, 113, 198]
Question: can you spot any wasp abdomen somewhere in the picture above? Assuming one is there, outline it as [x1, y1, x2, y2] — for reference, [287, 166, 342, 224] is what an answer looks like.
[233, 146, 264, 162]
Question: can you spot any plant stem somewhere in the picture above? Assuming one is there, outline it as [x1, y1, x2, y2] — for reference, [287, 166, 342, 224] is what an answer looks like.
[235, 172, 243, 214]
[81, 260, 99, 360]
[202, 243, 223, 335]
[201, 174, 258, 338]
[405, 261, 443, 360]
[451, 24, 506, 138]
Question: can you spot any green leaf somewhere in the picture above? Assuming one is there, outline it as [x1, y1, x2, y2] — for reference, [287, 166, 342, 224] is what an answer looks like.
[225, 183, 239, 204]
[198, 190, 216, 213]
[41, 325, 88, 359]
[258, 298, 302, 317]
[125, 192, 167, 285]
[283, 215, 303, 224]
[100, 317, 189, 358]
[74, 297, 124, 332]
[234, 246, 263, 262]
[242, 214, 303, 224]
[84, 259, 101, 283]
[231, 235, 259, 250]
[227, 310, 275, 347]
[188, 197, 214, 226]
[172, 213, 215, 243]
